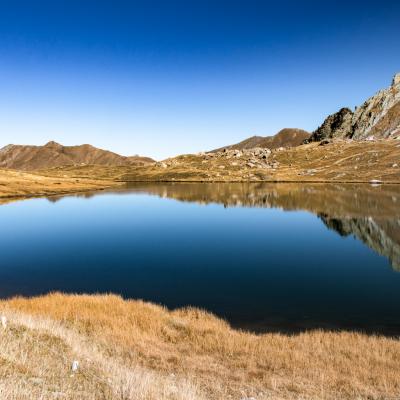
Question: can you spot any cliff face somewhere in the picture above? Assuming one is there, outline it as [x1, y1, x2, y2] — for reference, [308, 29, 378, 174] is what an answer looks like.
[309, 73, 400, 141]
[309, 108, 354, 141]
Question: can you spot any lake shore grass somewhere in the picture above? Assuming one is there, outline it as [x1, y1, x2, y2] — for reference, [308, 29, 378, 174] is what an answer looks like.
[1, 293, 399, 400]
[0, 168, 122, 204]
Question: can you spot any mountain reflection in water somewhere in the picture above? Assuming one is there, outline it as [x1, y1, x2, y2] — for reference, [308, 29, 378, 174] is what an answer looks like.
[116, 182, 400, 270]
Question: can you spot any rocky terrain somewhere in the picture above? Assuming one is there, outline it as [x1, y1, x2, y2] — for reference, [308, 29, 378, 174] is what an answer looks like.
[110, 139, 399, 183]
[214, 128, 310, 151]
[0, 141, 154, 171]
[309, 72, 400, 141]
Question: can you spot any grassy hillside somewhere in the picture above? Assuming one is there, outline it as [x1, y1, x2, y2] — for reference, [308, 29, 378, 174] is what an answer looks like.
[43, 140, 400, 184]
[1, 293, 399, 400]
[0, 141, 154, 170]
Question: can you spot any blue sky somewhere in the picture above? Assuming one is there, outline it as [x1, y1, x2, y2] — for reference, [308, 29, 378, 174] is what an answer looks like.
[0, 1, 399, 159]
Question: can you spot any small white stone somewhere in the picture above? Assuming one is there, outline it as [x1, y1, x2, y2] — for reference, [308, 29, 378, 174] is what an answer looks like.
[369, 179, 382, 186]
[71, 361, 79, 372]
[1, 316, 7, 329]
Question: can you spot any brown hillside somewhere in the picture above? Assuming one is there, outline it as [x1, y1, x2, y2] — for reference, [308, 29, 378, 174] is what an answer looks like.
[214, 128, 310, 151]
[0, 141, 154, 171]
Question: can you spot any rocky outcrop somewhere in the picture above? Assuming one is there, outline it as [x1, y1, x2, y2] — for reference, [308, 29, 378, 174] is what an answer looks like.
[309, 108, 354, 141]
[352, 73, 400, 139]
[309, 72, 400, 141]
[0, 141, 155, 170]
[168, 147, 279, 175]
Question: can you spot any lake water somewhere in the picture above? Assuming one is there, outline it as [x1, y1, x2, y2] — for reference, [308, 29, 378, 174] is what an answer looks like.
[1, 182, 400, 335]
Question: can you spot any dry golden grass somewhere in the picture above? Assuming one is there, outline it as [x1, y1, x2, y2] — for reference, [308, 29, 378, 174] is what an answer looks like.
[0, 168, 121, 201]
[1, 293, 400, 400]
[0, 301, 201, 400]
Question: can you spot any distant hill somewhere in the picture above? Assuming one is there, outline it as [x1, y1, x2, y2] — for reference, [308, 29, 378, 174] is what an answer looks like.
[0, 141, 155, 170]
[308, 72, 400, 142]
[213, 128, 310, 151]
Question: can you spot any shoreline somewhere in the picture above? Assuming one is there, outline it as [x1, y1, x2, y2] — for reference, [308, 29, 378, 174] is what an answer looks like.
[1, 292, 399, 399]
[3, 290, 400, 338]
[0, 167, 123, 204]
[2, 177, 400, 204]
[119, 178, 400, 184]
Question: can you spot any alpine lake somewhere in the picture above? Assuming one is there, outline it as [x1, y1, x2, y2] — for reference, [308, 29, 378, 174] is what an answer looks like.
[1, 182, 400, 335]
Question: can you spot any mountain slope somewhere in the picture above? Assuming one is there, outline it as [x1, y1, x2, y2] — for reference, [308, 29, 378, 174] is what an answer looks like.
[309, 72, 400, 142]
[0, 141, 154, 170]
[214, 128, 310, 151]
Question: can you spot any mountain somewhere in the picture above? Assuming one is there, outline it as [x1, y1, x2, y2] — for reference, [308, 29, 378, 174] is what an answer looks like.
[309, 72, 400, 142]
[214, 128, 310, 151]
[0, 141, 155, 171]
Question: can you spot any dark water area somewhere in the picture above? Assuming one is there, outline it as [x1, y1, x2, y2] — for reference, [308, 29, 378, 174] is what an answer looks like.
[1, 182, 400, 335]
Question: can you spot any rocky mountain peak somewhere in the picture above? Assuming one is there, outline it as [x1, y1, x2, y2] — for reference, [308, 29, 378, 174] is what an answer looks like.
[393, 72, 400, 87]
[308, 108, 353, 142]
[309, 73, 400, 142]
[44, 141, 63, 149]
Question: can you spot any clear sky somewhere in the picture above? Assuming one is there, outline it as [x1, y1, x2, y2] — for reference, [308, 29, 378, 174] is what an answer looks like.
[0, 0, 399, 160]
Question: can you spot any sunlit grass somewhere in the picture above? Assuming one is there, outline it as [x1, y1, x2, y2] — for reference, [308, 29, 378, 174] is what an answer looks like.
[1, 293, 399, 399]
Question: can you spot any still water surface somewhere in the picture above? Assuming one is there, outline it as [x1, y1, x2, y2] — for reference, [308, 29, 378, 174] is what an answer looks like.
[1, 182, 400, 334]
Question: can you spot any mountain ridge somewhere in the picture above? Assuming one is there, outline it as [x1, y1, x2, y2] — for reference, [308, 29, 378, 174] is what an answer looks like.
[213, 128, 310, 152]
[0, 141, 155, 170]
